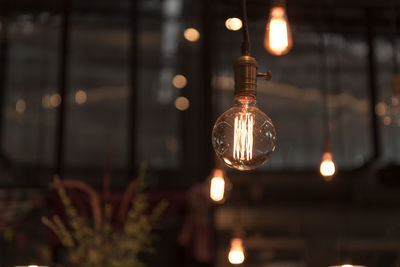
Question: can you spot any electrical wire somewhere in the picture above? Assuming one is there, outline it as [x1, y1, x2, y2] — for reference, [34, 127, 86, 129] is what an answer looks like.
[241, 0, 251, 56]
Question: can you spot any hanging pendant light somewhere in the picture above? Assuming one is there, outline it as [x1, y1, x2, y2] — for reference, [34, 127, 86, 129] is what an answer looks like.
[320, 141, 336, 179]
[206, 158, 232, 203]
[264, 0, 293, 56]
[212, 0, 276, 171]
[318, 33, 336, 180]
[228, 237, 245, 264]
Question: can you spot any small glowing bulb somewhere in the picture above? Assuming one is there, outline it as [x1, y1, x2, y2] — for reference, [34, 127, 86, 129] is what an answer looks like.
[28, 265, 39, 267]
[16, 99, 26, 114]
[172, 74, 187, 89]
[75, 90, 87, 104]
[225, 18, 242, 31]
[212, 98, 276, 171]
[184, 28, 200, 42]
[264, 7, 293, 56]
[208, 168, 230, 203]
[320, 152, 336, 178]
[228, 238, 245, 265]
[342, 265, 354, 267]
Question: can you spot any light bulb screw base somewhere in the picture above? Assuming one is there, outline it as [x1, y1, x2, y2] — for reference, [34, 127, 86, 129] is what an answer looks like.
[234, 56, 272, 99]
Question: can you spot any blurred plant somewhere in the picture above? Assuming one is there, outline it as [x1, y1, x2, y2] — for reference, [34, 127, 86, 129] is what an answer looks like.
[42, 165, 167, 267]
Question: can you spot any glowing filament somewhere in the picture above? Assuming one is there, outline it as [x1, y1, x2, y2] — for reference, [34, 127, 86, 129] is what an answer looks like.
[210, 170, 225, 202]
[233, 113, 254, 161]
[228, 238, 245, 265]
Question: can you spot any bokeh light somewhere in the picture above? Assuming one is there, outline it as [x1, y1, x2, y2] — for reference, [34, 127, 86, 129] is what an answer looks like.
[172, 74, 187, 89]
[174, 96, 190, 111]
[184, 28, 200, 42]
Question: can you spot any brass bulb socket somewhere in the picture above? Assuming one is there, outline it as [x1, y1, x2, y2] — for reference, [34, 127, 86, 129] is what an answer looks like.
[234, 56, 258, 99]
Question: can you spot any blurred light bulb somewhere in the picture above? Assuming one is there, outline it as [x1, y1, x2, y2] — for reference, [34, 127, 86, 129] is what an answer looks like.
[174, 96, 190, 111]
[16, 99, 26, 114]
[184, 28, 200, 42]
[342, 265, 353, 267]
[207, 168, 231, 203]
[264, 7, 292, 56]
[225, 17, 243, 31]
[75, 90, 87, 104]
[50, 93, 62, 108]
[228, 238, 245, 265]
[212, 98, 276, 171]
[320, 152, 336, 178]
[172, 74, 187, 89]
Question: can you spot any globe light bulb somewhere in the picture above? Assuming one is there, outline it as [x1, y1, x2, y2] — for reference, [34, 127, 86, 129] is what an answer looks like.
[207, 168, 231, 203]
[264, 5, 292, 56]
[213, 98, 276, 170]
[320, 152, 336, 178]
[228, 238, 245, 265]
[212, 56, 276, 171]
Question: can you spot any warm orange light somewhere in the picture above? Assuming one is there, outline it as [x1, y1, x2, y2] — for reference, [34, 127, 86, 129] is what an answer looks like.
[184, 28, 200, 42]
[210, 169, 225, 202]
[174, 96, 190, 111]
[225, 18, 243, 31]
[233, 112, 254, 161]
[228, 238, 245, 265]
[264, 7, 292, 56]
[320, 152, 336, 178]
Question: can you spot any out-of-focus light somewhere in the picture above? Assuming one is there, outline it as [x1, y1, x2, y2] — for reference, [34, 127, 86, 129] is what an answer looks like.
[42, 95, 51, 109]
[264, 6, 293, 56]
[383, 115, 392, 126]
[320, 152, 336, 179]
[228, 238, 245, 265]
[207, 168, 231, 203]
[50, 93, 62, 108]
[172, 74, 187, 89]
[184, 28, 200, 42]
[75, 90, 87, 105]
[225, 17, 242, 31]
[16, 99, 26, 114]
[375, 102, 387, 116]
[328, 265, 366, 267]
[174, 96, 190, 111]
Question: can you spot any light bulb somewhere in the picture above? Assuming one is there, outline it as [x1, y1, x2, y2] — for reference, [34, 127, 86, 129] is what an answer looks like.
[320, 152, 336, 178]
[264, 6, 292, 56]
[228, 238, 245, 265]
[207, 168, 231, 203]
[212, 98, 276, 171]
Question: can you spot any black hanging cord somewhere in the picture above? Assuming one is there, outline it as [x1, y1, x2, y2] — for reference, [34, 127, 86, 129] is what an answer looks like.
[241, 0, 251, 56]
[391, 0, 399, 75]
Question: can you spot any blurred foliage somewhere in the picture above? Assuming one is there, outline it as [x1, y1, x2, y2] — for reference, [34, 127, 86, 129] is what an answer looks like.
[42, 167, 167, 267]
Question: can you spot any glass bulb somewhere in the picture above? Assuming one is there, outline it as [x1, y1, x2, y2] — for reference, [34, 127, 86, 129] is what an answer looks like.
[212, 99, 276, 171]
[320, 152, 336, 178]
[207, 168, 231, 203]
[264, 7, 292, 56]
[228, 238, 245, 265]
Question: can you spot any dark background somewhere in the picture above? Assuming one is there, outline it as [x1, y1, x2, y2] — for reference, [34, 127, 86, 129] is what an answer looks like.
[0, 0, 400, 266]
